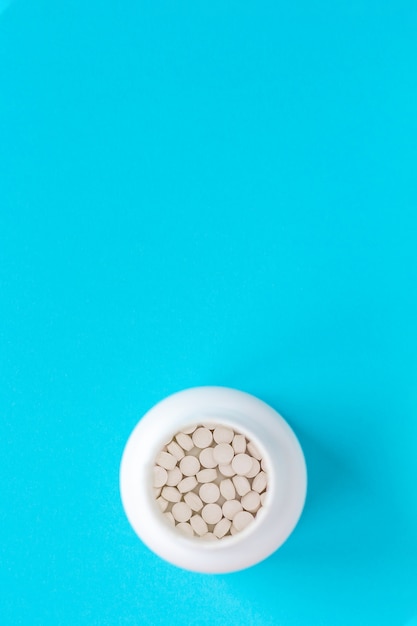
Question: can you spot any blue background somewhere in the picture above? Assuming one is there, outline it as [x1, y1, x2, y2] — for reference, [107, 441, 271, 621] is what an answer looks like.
[1, 1, 416, 624]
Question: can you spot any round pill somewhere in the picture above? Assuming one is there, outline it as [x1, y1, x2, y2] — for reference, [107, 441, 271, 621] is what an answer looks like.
[220, 479, 236, 500]
[166, 467, 182, 487]
[252, 471, 267, 493]
[233, 510, 254, 531]
[164, 511, 175, 526]
[179, 455, 200, 476]
[232, 475, 251, 497]
[246, 458, 261, 478]
[213, 443, 234, 465]
[213, 517, 232, 538]
[176, 522, 194, 536]
[231, 453, 253, 476]
[199, 483, 220, 504]
[175, 432, 194, 451]
[241, 490, 261, 512]
[213, 426, 234, 444]
[222, 499, 243, 520]
[202, 503, 222, 525]
[190, 514, 208, 536]
[232, 434, 246, 454]
[156, 451, 177, 471]
[167, 441, 185, 461]
[172, 502, 192, 523]
[218, 464, 235, 477]
[177, 476, 198, 493]
[180, 425, 197, 435]
[247, 440, 262, 460]
[192, 427, 213, 449]
[196, 468, 218, 483]
[161, 486, 181, 503]
[184, 491, 204, 512]
[199, 447, 217, 469]
[153, 465, 168, 488]
[156, 496, 168, 512]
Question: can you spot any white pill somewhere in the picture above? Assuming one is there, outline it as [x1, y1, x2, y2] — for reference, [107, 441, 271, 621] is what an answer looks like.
[232, 434, 246, 454]
[213, 517, 232, 538]
[203, 532, 218, 541]
[213, 443, 234, 465]
[167, 441, 185, 461]
[218, 464, 235, 477]
[190, 514, 208, 536]
[261, 456, 268, 471]
[197, 468, 218, 483]
[231, 453, 253, 476]
[246, 458, 261, 478]
[180, 425, 197, 435]
[172, 501, 192, 523]
[156, 496, 168, 512]
[220, 479, 236, 500]
[166, 467, 182, 486]
[222, 499, 243, 520]
[247, 441, 262, 460]
[199, 447, 217, 469]
[241, 490, 261, 512]
[233, 510, 254, 531]
[202, 503, 222, 525]
[156, 451, 177, 471]
[199, 483, 220, 504]
[177, 476, 198, 493]
[179, 455, 200, 476]
[153, 466, 168, 488]
[184, 491, 203, 512]
[232, 475, 251, 497]
[202, 423, 218, 429]
[176, 522, 194, 536]
[164, 511, 175, 526]
[252, 471, 267, 493]
[213, 426, 234, 444]
[260, 492, 267, 506]
[192, 427, 213, 448]
[175, 432, 194, 451]
[161, 486, 181, 502]
[230, 525, 239, 536]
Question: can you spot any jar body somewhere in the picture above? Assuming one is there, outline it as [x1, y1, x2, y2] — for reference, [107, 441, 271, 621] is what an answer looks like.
[120, 386, 307, 573]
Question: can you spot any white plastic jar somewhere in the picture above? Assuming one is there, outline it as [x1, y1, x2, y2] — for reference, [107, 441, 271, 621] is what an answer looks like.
[120, 386, 307, 573]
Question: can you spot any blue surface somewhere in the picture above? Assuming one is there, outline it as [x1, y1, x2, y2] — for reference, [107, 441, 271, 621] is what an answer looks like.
[1, 1, 416, 625]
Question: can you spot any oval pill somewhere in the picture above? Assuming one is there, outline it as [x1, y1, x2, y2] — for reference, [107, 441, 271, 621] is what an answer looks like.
[218, 464, 235, 477]
[190, 514, 208, 536]
[247, 440, 262, 460]
[232, 434, 246, 454]
[232, 475, 251, 497]
[233, 510, 254, 531]
[177, 476, 198, 493]
[156, 496, 168, 512]
[153, 465, 168, 488]
[172, 502, 192, 523]
[213, 517, 232, 538]
[161, 486, 181, 502]
[222, 499, 243, 520]
[199, 447, 217, 469]
[213, 443, 234, 465]
[241, 490, 261, 512]
[196, 468, 218, 483]
[203, 532, 218, 541]
[164, 511, 175, 526]
[180, 425, 197, 435]
[201, 503, 222, 525]
[245, 458, 261, 478]
[166, 467, 182, 487]
[175, 432, 194, 451]
[220, 479, 235, 500]
[179, 455, 200, 476]
[167, 441, 185, 461]
[231, 453, 253, 476]
[184, 491, 204, 512]
[213, 426, 234, 444]
[156, 451, 177, 471]
[192, 427, 213, 448]
[199, 483, 220, 504]
[252, 471, 267, 493]
[176, 522, 194, 536]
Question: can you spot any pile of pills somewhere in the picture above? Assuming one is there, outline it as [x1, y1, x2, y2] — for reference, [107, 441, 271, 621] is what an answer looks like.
[153, 423, 268, 540]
